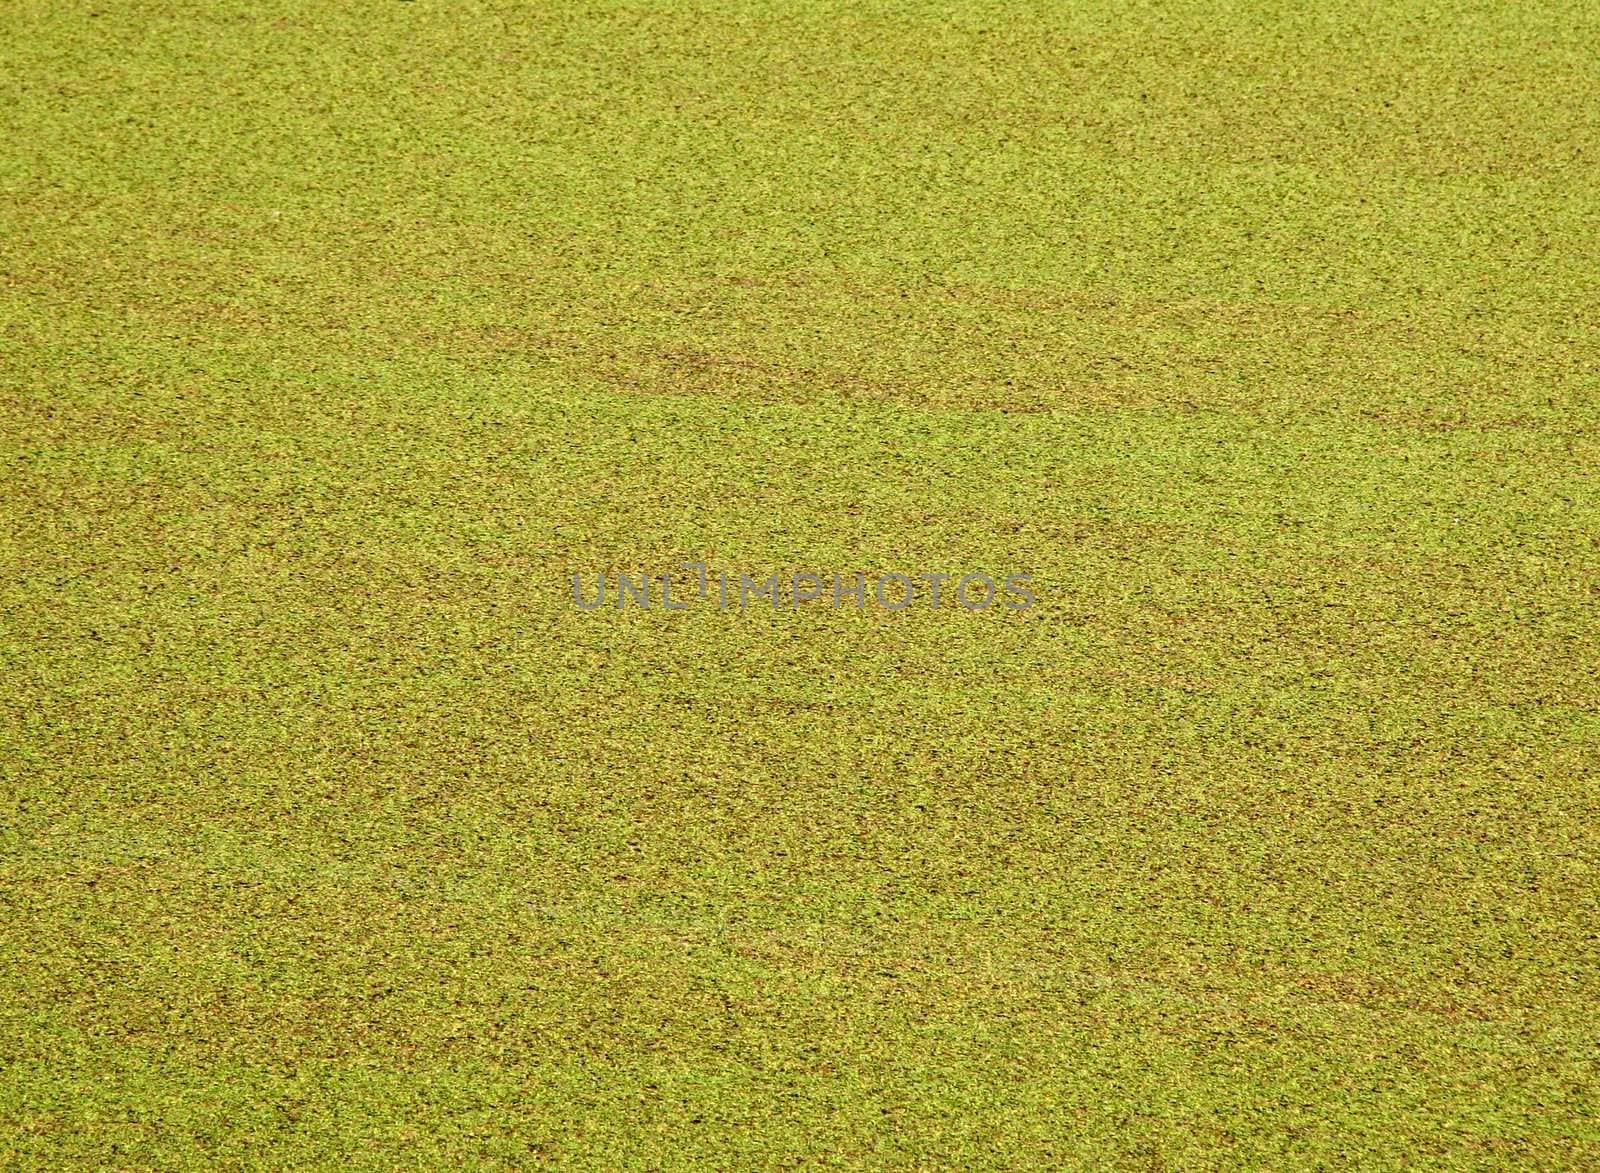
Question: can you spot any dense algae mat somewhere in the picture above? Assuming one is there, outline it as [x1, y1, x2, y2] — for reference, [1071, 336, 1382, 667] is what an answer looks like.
[3, 1, 1598, 1167]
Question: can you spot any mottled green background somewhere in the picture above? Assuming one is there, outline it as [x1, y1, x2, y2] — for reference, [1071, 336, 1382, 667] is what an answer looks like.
[3, 1, 1597, 1166]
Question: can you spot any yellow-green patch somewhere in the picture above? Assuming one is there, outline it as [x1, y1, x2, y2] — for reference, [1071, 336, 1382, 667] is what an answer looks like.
[3, 0, 1598, 1167]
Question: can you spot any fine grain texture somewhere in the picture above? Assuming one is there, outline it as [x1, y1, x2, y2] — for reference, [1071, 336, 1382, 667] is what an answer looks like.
[3, 1, 1598, 1167]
